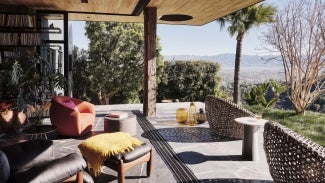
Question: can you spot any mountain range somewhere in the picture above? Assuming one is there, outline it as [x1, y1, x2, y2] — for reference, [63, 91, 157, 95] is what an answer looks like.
[164, 54, 285, 84]
[164, 54, 283, 68]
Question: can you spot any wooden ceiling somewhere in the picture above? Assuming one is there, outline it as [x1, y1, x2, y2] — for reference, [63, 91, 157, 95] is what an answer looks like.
[0, 0, 263, 25]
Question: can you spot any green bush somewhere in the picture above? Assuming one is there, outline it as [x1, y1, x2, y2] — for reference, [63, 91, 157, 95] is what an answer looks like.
[157, 60, 222, 102]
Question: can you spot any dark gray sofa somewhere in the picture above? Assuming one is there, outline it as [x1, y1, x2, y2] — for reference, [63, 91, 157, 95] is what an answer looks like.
[0, 139, 93, 183]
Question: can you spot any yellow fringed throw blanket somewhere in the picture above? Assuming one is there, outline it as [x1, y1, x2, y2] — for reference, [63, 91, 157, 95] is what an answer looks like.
[78, 132, 143, 176]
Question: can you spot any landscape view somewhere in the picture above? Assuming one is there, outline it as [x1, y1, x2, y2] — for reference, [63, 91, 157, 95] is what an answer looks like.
[165, 54, 285, 85]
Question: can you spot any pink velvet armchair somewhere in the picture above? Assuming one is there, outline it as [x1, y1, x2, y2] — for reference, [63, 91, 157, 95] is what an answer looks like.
[49, 96, 95, 137]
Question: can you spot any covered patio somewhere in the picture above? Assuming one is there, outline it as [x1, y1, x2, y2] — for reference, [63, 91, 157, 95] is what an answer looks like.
[8, 102, 271, 182]
[0, 0, 263, 116]
[0, 0, 274, 182]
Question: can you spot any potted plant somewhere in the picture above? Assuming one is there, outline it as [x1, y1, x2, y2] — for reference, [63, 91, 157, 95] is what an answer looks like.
[0, 48, 66, 132]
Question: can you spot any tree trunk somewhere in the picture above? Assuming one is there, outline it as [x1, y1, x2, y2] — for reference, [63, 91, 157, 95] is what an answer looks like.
[294, 107, 305, 116]
[97, 90, 110, 105]
[233, 33, 244, 104]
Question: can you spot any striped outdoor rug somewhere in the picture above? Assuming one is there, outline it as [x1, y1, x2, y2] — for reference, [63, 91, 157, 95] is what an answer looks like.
[132, 110, 200, 183]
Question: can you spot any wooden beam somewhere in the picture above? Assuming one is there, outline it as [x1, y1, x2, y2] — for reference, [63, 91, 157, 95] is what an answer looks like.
[132, 0, 150, 16]
[143, 7, 157, 117]
[63, 12, 71, 97]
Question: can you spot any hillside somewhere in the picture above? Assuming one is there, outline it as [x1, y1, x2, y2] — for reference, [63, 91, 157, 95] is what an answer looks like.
[164, 54, 285, 84]
[164, 54, 283, 68]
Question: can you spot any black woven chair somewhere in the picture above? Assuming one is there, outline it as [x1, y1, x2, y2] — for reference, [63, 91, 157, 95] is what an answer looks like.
[205, 95, 255, 139]
[264, 121, 325, 182]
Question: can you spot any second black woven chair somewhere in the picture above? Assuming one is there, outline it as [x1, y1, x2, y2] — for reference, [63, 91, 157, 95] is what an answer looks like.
[264, 121, 325, 183]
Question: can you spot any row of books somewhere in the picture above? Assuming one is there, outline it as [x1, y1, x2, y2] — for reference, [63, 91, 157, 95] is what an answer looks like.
[0, 14, 33, 27]
[0, 32, 41, 45]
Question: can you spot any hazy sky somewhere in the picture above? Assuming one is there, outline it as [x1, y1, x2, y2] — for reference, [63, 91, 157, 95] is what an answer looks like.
[71, 0, 284, 56]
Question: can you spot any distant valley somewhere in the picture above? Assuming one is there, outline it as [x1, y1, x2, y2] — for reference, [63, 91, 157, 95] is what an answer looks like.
[164, 54, 285, 84]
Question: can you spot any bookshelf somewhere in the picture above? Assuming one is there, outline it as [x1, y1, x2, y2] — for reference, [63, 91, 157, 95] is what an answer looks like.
[0, 13, 61, 46]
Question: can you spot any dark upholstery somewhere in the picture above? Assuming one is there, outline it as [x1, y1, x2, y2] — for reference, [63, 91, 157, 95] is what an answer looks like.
[264, 121, 325, 182]
[106, 143, 152, 163]
[103, 143, 153, 183]
[122, 143, 152, 163]
[0, 150, 10, 183]
[205, 95, 255, 139]
[2, 139, 53, 173]
[0, 139, 94, 183]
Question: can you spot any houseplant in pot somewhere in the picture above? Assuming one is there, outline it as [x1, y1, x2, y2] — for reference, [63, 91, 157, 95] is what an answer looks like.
[0, 48, 66, 132]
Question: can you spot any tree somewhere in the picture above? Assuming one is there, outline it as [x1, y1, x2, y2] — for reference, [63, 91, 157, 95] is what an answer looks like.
[72, 46, 92, 101]
[217, 4, 276, 104]
[265, 0, 325, 115]
[157, 60, 221, 102]
[85, 22, 163, 104]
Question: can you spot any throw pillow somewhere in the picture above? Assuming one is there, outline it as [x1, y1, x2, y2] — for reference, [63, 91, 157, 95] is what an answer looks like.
[62, 100, 78, 111]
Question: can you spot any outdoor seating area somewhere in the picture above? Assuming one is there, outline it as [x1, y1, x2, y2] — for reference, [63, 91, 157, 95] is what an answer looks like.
[1, 100, 325, 182]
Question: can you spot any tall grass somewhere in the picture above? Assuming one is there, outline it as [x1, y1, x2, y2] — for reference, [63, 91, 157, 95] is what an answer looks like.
[245, 105, 325, 146]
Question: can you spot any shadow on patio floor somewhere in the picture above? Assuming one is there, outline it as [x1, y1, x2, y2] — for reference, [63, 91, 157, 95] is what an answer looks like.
[175, 151, 247, 164]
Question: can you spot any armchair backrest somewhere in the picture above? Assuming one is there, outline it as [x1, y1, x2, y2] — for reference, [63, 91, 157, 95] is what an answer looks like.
[51, 96, 95, 114]
[264, 121, 325, 182]
[205, 95, 255, 139]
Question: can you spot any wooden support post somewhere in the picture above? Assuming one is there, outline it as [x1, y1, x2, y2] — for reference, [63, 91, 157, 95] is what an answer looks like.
[143, 7, 157, 117]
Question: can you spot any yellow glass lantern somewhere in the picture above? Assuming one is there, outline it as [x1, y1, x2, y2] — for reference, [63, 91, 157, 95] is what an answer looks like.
[176, 108, 188, 123]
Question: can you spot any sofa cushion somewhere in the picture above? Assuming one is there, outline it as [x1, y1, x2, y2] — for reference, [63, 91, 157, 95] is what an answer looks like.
[1, 139, 53, 173]
[0, 150, 10, 183]
[105, 143, 152, 163]
[8, 153, 88, 183]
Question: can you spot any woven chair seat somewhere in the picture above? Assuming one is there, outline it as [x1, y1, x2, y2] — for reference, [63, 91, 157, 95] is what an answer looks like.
[264, 121, 325, 182]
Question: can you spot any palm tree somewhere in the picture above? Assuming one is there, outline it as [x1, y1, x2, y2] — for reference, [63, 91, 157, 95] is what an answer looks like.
[218, 4, 276, 103]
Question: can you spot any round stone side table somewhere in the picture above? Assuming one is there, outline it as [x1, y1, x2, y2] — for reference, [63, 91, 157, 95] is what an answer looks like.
[104, 113, 137, 136]
[235, 117, 268, 161]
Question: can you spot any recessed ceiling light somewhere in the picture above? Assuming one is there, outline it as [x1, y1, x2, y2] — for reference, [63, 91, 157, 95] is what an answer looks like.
[159, 14, 193, 21]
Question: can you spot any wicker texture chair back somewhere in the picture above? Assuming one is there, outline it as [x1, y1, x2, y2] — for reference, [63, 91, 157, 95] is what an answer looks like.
[204, 95, 255, 139]
[264, 121, 325, 182]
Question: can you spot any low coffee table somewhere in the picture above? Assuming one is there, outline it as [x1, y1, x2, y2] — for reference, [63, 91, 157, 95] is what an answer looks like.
[22, 125, 57, 140]
[104, 113, 137, 136]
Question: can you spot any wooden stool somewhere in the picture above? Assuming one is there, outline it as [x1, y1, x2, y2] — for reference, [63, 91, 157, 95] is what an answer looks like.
[103, 143, 153, 183]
